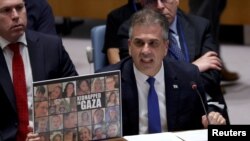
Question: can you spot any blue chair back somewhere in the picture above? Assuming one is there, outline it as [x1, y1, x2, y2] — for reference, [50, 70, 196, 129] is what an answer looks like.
[91, 25, 108, 72]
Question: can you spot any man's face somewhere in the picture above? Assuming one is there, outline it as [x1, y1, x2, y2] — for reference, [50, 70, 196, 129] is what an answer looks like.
[0, 0, 27, 42]
[144, 0, 179, 24]
[128, 24, 168, 76]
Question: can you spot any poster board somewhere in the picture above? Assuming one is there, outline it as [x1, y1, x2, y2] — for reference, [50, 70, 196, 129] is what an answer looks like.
[32, 70, 121, 141]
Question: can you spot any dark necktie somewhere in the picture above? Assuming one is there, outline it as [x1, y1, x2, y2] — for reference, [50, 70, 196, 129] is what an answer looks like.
[147, 77, 161, 133]
[9, 43, 29, 141]
[168, 30, 186, 61]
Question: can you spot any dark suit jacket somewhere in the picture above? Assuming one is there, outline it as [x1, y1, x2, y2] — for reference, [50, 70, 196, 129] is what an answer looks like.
[98, 57, 207, 136]
[117, 9, 229, 122]
[177, 10, 229, 121]
[0, 30, 77, 141]
[189, 0, 227, 43]
[25, 0, 57, 35]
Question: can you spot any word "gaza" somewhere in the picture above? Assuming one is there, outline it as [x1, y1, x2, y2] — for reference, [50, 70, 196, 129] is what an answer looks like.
[80, 98, 102, 110]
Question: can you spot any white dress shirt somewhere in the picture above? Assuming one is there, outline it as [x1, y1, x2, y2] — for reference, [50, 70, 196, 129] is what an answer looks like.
[133, 63, 167, 134]
[169, 16, 181, 49]
[0, 34, 34, 122]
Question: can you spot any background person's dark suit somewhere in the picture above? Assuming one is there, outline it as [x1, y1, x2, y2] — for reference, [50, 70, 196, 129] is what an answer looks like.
[189, 0, 227, 49]
[98, 57, 207, 136]
[188, 0, 238, 82]
[0, 30, 77, 140]
[117, 9, 229, 123]
[25, 0, 57, 35]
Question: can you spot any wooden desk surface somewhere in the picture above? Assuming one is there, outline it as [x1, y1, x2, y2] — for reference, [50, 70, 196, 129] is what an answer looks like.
[48, 0, 250, 25]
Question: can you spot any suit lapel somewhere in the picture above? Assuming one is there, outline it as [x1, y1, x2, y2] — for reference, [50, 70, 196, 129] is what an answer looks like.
[0, 48, 17, 112]
[177, 11, 196, 62]
[120, 59, 140, 134]
[26, 30, 46, 81]
[163, 59, 182, 131]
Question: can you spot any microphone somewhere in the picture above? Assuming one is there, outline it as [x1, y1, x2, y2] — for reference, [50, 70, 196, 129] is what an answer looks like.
[190, 81, 210, 125]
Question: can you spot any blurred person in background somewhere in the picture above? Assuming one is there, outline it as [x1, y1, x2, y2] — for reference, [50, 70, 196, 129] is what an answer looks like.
[25, 0, 57, 35]
[188, 0, 239, 82]
[103, 0, 143, 64]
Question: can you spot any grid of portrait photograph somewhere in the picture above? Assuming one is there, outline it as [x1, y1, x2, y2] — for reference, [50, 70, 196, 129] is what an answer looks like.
[32, 71, 121, 141]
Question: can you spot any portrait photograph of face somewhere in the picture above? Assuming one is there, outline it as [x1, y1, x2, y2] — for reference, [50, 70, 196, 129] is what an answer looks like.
[106, 122, 120, 138]
[91, 77, 104, 93]
[34, 101, 48, 117]
[105, 106, 120, 122]
[64, 112, 77, 129]
[64, 128, 78, 141]
[49, 98, 71, 115]
[63, 81, 76, 98]
[35, 117, 49, 133]
[76, 79, 91, 95]
[78, 126, 92, 141]
[93, 124, 106, 140]
[49, 114, 63, 131]
[39, 133, 50, 141]
[106, 91, 119, 107]
[78, 110, 91, 126]
[105, 75, 118, 91]
[49, 99, 57, 115]
[92, 108, 105, 124]
[50, 131, 63, 141]
[47, 83, 63, 100]
[34, 85, 48, 102]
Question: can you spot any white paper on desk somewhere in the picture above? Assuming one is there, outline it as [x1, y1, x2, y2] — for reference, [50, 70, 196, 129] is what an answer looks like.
[173, 129, 208, 141]
[124, 132, 183, 141]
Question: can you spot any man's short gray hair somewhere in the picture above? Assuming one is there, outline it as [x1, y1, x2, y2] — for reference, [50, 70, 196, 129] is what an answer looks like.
[129, 8, 169, 40]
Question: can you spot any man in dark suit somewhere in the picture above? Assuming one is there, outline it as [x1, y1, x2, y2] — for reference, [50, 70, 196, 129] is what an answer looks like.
[116, 0, 230, 124]
[0, 0, 77, 140]
[99, 8, 226, 136]
[25, 0, 57, 35]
